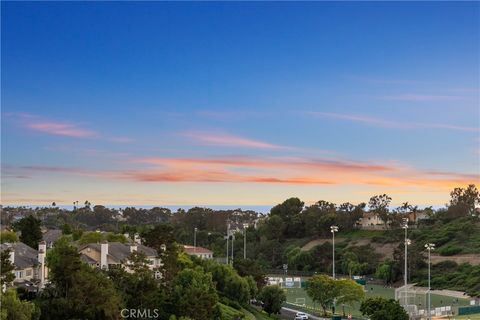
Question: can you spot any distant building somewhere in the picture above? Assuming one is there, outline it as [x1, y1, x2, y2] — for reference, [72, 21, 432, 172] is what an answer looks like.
[183, 245, 213, 259]
[356, 212, 383, 228]
[78, 241, 161, 272]
[42, 229, 62, 248]
[407, 211, 429, 223]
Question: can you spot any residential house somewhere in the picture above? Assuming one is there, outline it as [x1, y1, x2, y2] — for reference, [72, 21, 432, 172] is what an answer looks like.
[0, 241, 48, 289]
[42, 229, 62, 248]
[356, 212, 383, 228]
[183, 245, 213, 259]
[78, 241, 161, 272]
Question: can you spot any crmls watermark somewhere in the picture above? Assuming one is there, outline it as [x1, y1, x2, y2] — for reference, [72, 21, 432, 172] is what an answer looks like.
[120, 309, 160, 319]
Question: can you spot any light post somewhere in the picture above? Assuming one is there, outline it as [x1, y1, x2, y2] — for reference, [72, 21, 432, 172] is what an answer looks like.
[425, 243, 435, 320]
[230, 232, 235, 266]
[402, 218, 410, 307]
[194, 227, 198, 253]
[330, 225, 339, 279]
[243, 223, 248, 259]
[331, 225, 339, 315]
[226, 221, 230, 265]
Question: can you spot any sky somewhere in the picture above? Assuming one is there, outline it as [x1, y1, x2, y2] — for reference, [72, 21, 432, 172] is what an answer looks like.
[1, 1, 479, 209]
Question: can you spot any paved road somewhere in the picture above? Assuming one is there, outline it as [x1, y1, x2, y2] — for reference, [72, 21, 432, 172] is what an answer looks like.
[280, 306, 329, 320]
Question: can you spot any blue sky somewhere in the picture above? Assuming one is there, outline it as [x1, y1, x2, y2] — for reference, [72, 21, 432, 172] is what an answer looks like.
[2, 2, 479, 207]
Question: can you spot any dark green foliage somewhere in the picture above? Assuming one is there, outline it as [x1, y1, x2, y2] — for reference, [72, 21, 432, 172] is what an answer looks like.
[13, 215, 42, 249]
[61, 223, 72, 235]
[38, 239, 122, 320]
[142, 223, 181, 285]
[203, 261, 251, 304]
[360, 297, 408, 320]
[0, 249, 15, 286]
[0, 231, 18, 243]
[233, 258, 266, 291]
[413, 262, 480, 297]
[173, 267, 219, 320]
[1, 289, 41, 320]
[258, 285, 286, 315]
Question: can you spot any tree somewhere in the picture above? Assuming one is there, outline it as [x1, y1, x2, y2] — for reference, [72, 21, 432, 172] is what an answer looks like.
[360, 297, 408, 320]
[449, 184, 480, 216]
[306, 275, 337, 315]
[107, 252, 171, 318]
[0, 231, 18, 244]
[302, 200, 336, 237]
[369, 194, 392, 227]
[13, 215, 42, 249]
[203, 261, 251, 304]
[142, 223, 181, 285]
[340, 251, 368, 278]
[336, 279, 365, 317]
[0, 289, 40, 320]
[270, 198, 304, 237]
[376, 260, 396, 285]
[393, 242, 426, 282]
[61, 223, 73, 235]
[0, 249, 15, 287]
[259, 215, 285, 241]
[233, 258, 266, 291]
[173, 267, 218, 320]
[38, 239, 122, 320]
[258, 285, 286, 315]
[78, 231, 103, 245]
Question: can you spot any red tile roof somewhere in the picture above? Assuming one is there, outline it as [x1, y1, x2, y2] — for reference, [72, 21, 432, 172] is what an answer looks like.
[183, 245, 213, 255]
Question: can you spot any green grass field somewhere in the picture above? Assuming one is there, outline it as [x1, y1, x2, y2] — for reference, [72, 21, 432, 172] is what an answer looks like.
[284, 283, 473, 317]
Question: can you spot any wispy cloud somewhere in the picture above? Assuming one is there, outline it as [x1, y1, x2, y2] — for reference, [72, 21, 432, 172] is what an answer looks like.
[182, 131, 287, 150]
[130, 155, 478, 189]
[309, 112, 479, 133]
[378, 94, 466, 102]
[4, 155, 478, 190]
[5, 112, 133, 142]
[26, 122, 97, 138]
[309, 112, 403, 129]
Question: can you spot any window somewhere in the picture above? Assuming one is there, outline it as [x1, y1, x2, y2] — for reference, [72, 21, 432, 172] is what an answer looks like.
[26, 269, 32, 277]
[15, 271, 23, 279]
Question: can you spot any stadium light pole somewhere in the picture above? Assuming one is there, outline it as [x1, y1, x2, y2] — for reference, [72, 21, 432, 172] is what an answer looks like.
[402, 218, 410, 307]
[226, 221, 230, 265]
[425, 243, 435, 320]
[331, 225, 339, 315]
[330, 225, 339, 279]
[194, 227, 198, 253]
[231, 233, 234, 265]
[243, 223, 248, 259]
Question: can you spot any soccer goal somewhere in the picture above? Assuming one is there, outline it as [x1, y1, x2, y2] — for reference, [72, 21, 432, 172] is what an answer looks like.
[295, 298, 306, 306]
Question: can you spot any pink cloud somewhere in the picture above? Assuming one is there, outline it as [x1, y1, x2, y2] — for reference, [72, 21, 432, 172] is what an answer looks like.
[4, 155, 479, 190]
[6, 112, 134, 142]
[182, 131, 286, 149]
[26, 122, 97, 138]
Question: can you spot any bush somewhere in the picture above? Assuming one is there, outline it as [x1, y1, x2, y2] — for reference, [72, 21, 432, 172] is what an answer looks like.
[438, 245, 462, 256]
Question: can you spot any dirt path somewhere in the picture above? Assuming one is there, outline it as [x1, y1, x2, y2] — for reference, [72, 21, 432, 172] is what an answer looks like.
[430, 254, 480, 265]
[301, 238, 344, 251]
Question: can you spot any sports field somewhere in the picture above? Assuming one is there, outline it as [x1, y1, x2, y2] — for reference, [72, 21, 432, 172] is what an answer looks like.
[284, 283, 473, 317]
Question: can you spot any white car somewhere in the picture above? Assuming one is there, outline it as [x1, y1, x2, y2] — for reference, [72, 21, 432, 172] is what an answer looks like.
[294, 312, 309, 320]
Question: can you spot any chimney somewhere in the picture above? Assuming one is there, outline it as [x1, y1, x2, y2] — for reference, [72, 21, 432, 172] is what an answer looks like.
[9, 249, 15, 266]
[100, 241, 109, 269]
[129, 244, 137, 253]
[38, 241, 46, 289]
[134, 233, 141, 245]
